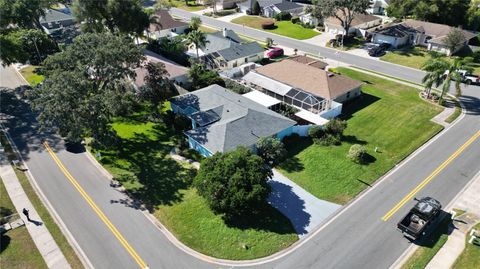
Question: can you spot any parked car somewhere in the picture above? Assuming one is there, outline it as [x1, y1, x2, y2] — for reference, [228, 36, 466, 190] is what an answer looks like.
[266, 47, 284, 59]
[397, 197, 442, 240]
[368, 47, 386, 57]
[443, 69, 480, 85]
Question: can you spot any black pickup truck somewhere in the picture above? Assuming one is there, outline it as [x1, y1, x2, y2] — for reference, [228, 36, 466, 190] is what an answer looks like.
[397, 197, 442, 240]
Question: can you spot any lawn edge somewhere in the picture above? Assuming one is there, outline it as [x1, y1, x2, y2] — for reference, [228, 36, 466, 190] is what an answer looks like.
[0, 127, 93, 269]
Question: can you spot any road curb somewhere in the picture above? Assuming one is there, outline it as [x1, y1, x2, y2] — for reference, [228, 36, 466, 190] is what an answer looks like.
[0, 124, 94, 269]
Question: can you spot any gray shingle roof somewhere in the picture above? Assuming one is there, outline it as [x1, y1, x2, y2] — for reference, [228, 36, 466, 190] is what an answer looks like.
[202, 30, 264, 61]
[40, 9, 74, 25]
[273, 1, 302, 11]
[172, 85, 296, 153]
[217, 42, 264, 61]
[257, 0, 283, 8]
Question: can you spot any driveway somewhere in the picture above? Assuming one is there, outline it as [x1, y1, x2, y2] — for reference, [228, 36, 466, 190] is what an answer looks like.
[303, 32, 336, 47]
[268, 169, 341, 237]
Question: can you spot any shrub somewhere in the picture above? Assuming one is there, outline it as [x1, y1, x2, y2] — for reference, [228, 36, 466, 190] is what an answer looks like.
[318, 133, 340, 146]
[224, 78, 251, 94]
[324, 118, 347, 137]
[291, 16, 300, 24]
[308, 126, 324, 139]
[194, 147, 272, 219]
[473, 50, 480, 63]
[256, 137, 287, 165]
[265, 37, 273, 48]
[173, 114, 191, 132]
[274, 11, 291, 21]
[261, 20, 276, 29]
[258, 57, 272, 65]
[347, 144, 367, 163]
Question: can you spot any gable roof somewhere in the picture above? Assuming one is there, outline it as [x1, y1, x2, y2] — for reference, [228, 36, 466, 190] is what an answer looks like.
[148, 10, 188, 32]
[133, 50, 188, 88]
[40, 8, 74, 25]
[257, 0, 283, 8]
[172, 85, 296, 153]
[254, 60, 362, 100]
[272, 1, 302, 11]
[326, 13, 381, 28]
[216, 42, 264, 61]
[202, 30, 243, 54]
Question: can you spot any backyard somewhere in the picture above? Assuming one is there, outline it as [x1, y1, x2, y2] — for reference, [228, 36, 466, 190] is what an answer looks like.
[277, 68, 444, 204]
[89, 108, 298, 260]
[380, 47, 480, 74]
[231, 16, 319, 40]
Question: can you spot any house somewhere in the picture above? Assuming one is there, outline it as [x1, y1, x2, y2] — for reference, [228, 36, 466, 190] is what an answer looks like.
[367, 0, 390, 16]
[39, 8, 75, 35]
[299, 12, 319, 26]
[170, 84, 297, 156]
[196, 0, 237, 10]
[133, 50, 189, 89]
[262, 1, 304, 18]
[242, 59, 362, 123]
[287, 55, 328, 70]
[371, 19, 478, 55]
[145, 10, 189, 39]
[324, 13, 382, 37]
[186, 29, 264, 69]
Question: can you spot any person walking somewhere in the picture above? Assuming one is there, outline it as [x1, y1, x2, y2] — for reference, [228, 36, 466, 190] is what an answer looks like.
[22, 208, 30, 221]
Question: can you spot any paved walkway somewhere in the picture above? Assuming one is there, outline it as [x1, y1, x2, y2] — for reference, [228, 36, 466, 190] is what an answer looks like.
[425, 173, 480, 269]
[269, 169, 342, 237]
[0, 149, 71, 269]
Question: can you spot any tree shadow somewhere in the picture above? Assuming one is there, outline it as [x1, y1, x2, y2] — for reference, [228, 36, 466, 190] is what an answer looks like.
[340, 92, 380, 121]
[277, 136, 311, 172]
[342, 135, 367, 145]
[0, 207, 14, 222]
[0, 234, 10, 253]
[0, 88, 62, 160]
[223, 202, 297, 235]
[459, 94, 480, 116]
[360, 153, 376, 165]
[94, 120, 197, 212]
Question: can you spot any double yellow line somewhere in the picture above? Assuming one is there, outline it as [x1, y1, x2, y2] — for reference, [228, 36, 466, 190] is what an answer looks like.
[382, 130, 480, 221]
[43, 142, 149, 269]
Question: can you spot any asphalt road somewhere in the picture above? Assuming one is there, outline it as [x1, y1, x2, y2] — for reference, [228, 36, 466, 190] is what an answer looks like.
[1, 22, 480, 268]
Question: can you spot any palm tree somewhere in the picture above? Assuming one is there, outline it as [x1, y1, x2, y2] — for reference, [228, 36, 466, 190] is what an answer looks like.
[421, 57, 474, 104]
[146, 14, 162, 40]
[186, 30, 208, 59]
[189, 16, 202, 31]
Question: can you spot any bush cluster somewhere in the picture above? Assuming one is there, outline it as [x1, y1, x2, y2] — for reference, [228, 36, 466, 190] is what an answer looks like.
[308, 118, 347, 146]
[261, 20, 276, 29]
[224, 78, 251, 94]
[275, 11, 291, 21]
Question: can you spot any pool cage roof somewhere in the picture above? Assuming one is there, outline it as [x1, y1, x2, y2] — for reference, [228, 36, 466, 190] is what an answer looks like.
[285, 88, 323, 106]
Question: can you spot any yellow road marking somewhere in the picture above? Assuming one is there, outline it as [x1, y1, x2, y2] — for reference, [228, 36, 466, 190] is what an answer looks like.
[382, 130, 480, 222]
[43, 142, 148, 269]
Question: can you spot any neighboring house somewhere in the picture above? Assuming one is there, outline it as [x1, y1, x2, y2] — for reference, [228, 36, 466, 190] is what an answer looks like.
[186, 28, 264, 69]
[371, 19, 478, 55]
[324, 13, 382, 37]
[39, 8, 75, 35]
[146, 10, 188, 39]
[288, 55, 328, 70]
[170, 84, 297, 156]
[300, 12, 319, 26]
[196, 0, 237, 9]
[367, 0, 390, 16]
[133, 50, 189, 88]
[263, 1, 304, 18]
[242, 59, 362, 123]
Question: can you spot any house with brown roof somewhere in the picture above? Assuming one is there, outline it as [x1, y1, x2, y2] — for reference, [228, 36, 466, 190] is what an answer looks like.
[324, 13, 382, 37]
[242, 59, 362, 121]
[288, 55, 328, 70]
[145, 10, 188, 39]
[372, 19, 478, 55]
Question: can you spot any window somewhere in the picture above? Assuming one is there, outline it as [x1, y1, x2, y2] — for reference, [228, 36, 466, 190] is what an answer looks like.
[346, 91, 350, 99]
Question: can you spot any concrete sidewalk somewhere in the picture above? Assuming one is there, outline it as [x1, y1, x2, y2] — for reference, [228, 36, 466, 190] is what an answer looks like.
[0, 150, 71, 269]
[425, 173, 480, 269]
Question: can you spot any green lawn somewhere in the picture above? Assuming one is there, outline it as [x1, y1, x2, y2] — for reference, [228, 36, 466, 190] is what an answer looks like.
[1, 177, 48, 269]
[452, 222, 480, 269]
[380, 47, 480, 74]
[278, 68, 444, 204]
[19, 65, 44, 86]
[89, 111, 298, 259]
[232, 16, 319, 40]
[0, 132, 84, 268]
[171, 0, 206, 11]
[401, 216, 452, 269]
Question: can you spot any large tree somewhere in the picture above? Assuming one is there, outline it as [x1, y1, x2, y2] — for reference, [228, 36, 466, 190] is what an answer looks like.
[72, 0, 149, 35]
[194, 146, 273, 219]
[467, 0, 480, 31]
[0, 0, 54, 30]
[188, 62, 224, 89]
[422, 57, 473, 104]
[138, 62, 172, 110]
[256, 137, 287, 166]
[311, 0, 370, 36]
[0, 29, 58, 66]
[443, 28, 467, 56]
[186, 29, 208, 59]
[30, 33, 144, 143]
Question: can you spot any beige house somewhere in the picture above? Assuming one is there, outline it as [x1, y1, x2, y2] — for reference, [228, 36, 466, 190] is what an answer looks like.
[145, 10, 189, 39]
[324, 13, 382, 37]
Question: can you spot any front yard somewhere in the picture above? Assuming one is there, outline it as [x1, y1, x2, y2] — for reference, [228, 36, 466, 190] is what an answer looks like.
[452, 222, 480, 269]
[89, 108, 298, 260]
[380, 47, 480, 74]
[231, 16, 319, 40]
[277, 68, 444, 204]
[19, 66, 44, 86]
